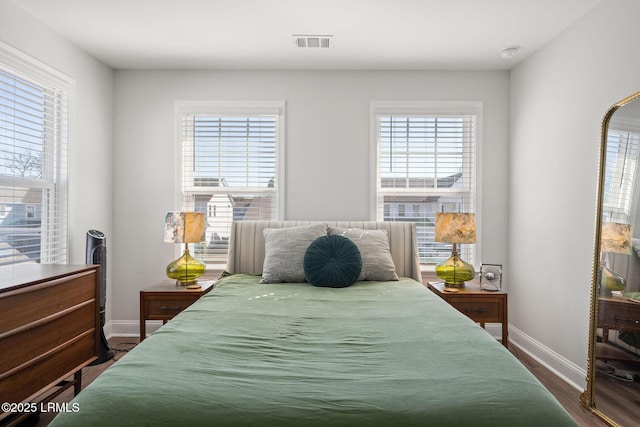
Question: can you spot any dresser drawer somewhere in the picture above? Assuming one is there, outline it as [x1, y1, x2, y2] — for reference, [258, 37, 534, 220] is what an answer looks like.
[0, 271, 96, 333]
[446, 297, 504, 323]
[0, 301, 96, 374]
[145, 296, 200, 319]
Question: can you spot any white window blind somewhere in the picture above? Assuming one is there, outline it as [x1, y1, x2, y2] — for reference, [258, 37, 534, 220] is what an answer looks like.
[177, 102, 283, 263]
[603, 128, 640, 223]
[0, 62, 70, 267]
[372, 102, 479, 265]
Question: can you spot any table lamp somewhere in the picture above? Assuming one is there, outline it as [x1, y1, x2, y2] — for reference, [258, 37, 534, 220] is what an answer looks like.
[164, 211, 206, 285]
[600, 221, 632, 294]
[435, 212, 477, 287]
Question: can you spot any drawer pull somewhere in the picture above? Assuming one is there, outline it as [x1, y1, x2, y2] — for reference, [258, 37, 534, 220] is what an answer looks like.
[160, 305, 183, 311]
[464, 308, 487, 313]
[614, 316, 640, 324]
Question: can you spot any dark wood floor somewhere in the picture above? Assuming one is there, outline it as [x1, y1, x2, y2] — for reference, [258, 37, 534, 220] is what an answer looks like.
[507, 345, 606, 427]
[32, 337, 608, 426]
[592, 364, 640, 426]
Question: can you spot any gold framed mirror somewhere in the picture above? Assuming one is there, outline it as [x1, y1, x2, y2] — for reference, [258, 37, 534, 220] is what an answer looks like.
[582, 91, 640, 426]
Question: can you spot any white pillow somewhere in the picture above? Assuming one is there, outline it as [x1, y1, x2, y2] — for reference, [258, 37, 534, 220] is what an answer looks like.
[328, 227, 398, 281]
[260, 223, 328, 283]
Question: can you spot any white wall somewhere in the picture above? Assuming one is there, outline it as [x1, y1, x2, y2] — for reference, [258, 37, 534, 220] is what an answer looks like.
[111, 70, 510, 327]
[0, 1, 114, 316]
[509, 0, 640, 388]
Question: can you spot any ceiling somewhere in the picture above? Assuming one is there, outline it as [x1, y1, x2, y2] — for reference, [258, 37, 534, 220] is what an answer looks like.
[10, 0, 602, 70]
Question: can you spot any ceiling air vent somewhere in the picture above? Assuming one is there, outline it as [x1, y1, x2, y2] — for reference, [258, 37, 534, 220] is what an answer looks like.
[293, 34, 333, 48]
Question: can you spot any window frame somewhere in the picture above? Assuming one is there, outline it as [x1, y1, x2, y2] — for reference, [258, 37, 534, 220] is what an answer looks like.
[604, 119, 640, 224]
[0, 41, 75, 267]
[174, 101, 285, 265]
[370, 100, 482, 267]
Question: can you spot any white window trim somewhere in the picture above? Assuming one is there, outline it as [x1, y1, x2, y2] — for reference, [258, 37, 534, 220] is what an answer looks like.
[174, 101, 285, 216]
[0, 41, 76, 264]
[604, 127, 640, 222]
[173, 101, 285, 266]
[609, 116, 640, 221]
[0, 42, 75, 93]
[369, 100, 483, 268]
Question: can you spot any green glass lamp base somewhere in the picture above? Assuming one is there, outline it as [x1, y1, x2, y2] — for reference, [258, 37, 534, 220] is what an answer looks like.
[166, 247, 206, 286]
[600, 265, 626, 295]
[435, 251, 475, 288]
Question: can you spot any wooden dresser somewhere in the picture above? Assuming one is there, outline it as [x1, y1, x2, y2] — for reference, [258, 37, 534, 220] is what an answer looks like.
[0, 264, 100, 423]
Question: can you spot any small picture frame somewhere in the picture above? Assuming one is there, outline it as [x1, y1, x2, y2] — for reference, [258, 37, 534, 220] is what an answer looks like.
[480, 263, 502, 291]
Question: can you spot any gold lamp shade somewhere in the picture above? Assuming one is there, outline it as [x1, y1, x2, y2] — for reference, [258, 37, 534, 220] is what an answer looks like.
[435, 212, 477, 287]
[164, 211, 206, 285]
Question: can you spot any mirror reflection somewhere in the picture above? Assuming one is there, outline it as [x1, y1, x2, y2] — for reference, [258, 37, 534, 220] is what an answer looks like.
[588, 92, 640, 427]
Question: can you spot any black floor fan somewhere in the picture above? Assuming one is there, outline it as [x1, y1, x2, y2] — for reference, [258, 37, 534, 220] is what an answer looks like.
[86, 230, 114, 365]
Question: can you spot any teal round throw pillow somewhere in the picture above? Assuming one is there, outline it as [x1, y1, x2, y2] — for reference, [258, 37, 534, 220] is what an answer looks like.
[304, 235, 362, 288]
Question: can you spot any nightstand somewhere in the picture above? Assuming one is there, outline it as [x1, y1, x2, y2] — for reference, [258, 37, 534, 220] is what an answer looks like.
[598, 295, 640, 342]
[427, 279, 508, 348]
[140, 280, 215, 341]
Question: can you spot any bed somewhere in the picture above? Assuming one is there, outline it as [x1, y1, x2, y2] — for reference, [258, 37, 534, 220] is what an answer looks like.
[50, 221, 577, 426]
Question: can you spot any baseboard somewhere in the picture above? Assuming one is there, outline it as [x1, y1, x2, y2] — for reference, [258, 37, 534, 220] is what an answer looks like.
[105, 320, 162, 338]
[509, 324, 586, 392]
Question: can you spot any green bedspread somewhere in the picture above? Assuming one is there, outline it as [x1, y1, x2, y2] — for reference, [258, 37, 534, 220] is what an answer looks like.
[51, 274, 577, 426]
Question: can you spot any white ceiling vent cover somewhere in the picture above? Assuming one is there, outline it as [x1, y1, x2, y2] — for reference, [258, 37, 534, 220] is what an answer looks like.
[293, 35, 333, 48]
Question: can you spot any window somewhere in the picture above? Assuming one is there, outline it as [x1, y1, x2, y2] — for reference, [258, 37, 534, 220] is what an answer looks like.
[176, 101, 284, 264]
[603, 126, 640, 223]
[0, 44, 72, 267]
[371, 101, 480, 265]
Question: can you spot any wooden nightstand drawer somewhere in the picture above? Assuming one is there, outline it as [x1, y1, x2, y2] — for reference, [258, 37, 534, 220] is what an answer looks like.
[598, 297, 640, 331]
[146, 296, 200, 318]
[447, 298, 503, 323]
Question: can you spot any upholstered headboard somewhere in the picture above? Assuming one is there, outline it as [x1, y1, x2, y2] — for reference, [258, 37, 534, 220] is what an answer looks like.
[225, 221, 422, 283]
